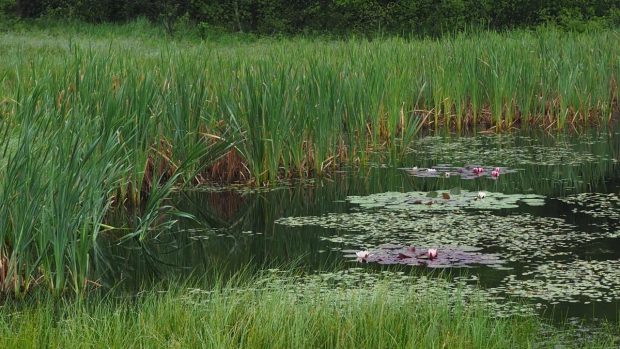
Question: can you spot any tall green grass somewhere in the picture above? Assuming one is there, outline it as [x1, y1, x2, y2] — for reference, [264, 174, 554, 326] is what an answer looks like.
[0, 281, 616, 348]
[2, 27, 618, 184]
[0, 50, 234, 296]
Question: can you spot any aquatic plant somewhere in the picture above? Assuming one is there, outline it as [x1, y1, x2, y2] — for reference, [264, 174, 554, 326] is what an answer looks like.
[0, 53, 235, 296]
[409, 133, 612, 167]
[495, 260, 620, 304]
[405, 165, 516, 179]
[346, 245, 503, 269]
[346, 190, 546, 211]
[558, 193, 620, 221]
[355, 250, 371, 261]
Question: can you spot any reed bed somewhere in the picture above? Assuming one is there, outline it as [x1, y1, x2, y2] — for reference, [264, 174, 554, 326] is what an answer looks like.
[0, 26, 619, 296]
[1, 28, 619, 184]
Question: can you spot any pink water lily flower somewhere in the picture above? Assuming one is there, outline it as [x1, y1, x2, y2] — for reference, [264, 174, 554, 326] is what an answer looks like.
[491, 170, 500, 177]
[356, 250, 371, 259]
[428, 248, 438, 259]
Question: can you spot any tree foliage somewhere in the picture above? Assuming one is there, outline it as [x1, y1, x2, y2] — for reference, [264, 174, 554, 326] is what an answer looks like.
[3, 0, 620, 35]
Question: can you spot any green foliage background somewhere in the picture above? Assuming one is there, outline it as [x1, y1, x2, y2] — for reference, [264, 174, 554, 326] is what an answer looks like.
[1, 0, 619, 36]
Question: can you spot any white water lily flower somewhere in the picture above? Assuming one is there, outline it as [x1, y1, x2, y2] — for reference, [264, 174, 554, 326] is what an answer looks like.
[426, 168, 437, 173]
[356, 250, 370, 259]
[428, 248, 438, 259]
[477, 191, 486, 199]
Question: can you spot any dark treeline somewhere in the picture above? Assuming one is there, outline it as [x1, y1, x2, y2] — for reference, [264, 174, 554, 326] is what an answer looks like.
[3, 0, 620, 36]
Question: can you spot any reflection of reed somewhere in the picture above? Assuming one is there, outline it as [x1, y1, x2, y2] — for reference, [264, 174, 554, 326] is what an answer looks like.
[203, 190, 247, 223]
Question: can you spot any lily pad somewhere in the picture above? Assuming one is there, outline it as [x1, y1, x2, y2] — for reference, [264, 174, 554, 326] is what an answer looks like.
[558, 193, 620, 220]
[348, 245, 505, 269]
[408, 134, 609, 166]
[347, 190, 546, 211]
[493, 260, 620, 303]
[276, 209, 591, 261]
[405, 165, 517, 180]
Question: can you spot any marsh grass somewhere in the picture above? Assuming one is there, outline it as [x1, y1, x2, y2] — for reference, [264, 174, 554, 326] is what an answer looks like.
[0, 50, 235, 296]
[0, 277, 616, 349]
[2, 26, 618, 184]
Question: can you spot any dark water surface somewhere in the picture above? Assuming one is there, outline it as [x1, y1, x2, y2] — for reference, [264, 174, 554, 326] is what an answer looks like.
[101, 129, 620, 322]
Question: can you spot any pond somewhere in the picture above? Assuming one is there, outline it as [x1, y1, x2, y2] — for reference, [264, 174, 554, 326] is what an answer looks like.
[100, 129, 620, 323]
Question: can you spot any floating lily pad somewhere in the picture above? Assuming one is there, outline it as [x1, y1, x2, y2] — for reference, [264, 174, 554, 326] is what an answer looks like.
[558, 193, 620, 220]
[493, 260, 620, 303]
[409, 134, 609, 166]
[405, 165, 517, 180]
[277, 209, 595, 261]
[346, 190, 546, 211]
[347, 245, 505, 269]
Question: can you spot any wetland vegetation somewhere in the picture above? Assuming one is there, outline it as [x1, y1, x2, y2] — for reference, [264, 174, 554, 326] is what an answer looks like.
[1, 10, 620, 348]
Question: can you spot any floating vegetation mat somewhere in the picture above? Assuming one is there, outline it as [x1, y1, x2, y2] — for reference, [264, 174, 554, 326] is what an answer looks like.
[343, 244, 504, 268]
[346, 190, 546, 210]
[276, 188, 620, 306]
[496, 260, 620, 304]
[404, 165, 517, 180]
[277, 210, 591, 261]
[558, 193, 620, 221]
[409, 135, 610, 166]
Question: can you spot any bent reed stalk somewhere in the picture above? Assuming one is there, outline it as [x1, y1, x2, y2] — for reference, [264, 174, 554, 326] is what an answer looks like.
[0, 27, 619, 296]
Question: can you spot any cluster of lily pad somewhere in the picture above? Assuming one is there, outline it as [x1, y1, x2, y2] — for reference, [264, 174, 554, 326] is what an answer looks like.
[558, 193, 620, 220]
[409, 135, 610, 166]
[493, 260, 620, 304]
[405, 165, 515, 180]
[347, 188, 545, 210]
[275, 177, 620, 307]
[346, 190, 546, 211]
[277, 209, 590, 262]
[344, 244, 504, 268]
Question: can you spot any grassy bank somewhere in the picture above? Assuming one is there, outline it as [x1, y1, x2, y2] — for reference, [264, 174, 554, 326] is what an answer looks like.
[0, 23, 619, 296]
[0, 279, 617, 349]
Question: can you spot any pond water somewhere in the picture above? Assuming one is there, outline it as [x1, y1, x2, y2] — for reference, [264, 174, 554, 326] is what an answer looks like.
[100, 129, 620, 322]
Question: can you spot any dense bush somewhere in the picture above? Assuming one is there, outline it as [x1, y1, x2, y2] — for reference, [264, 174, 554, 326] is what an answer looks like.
[2, 0, 620, 35]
